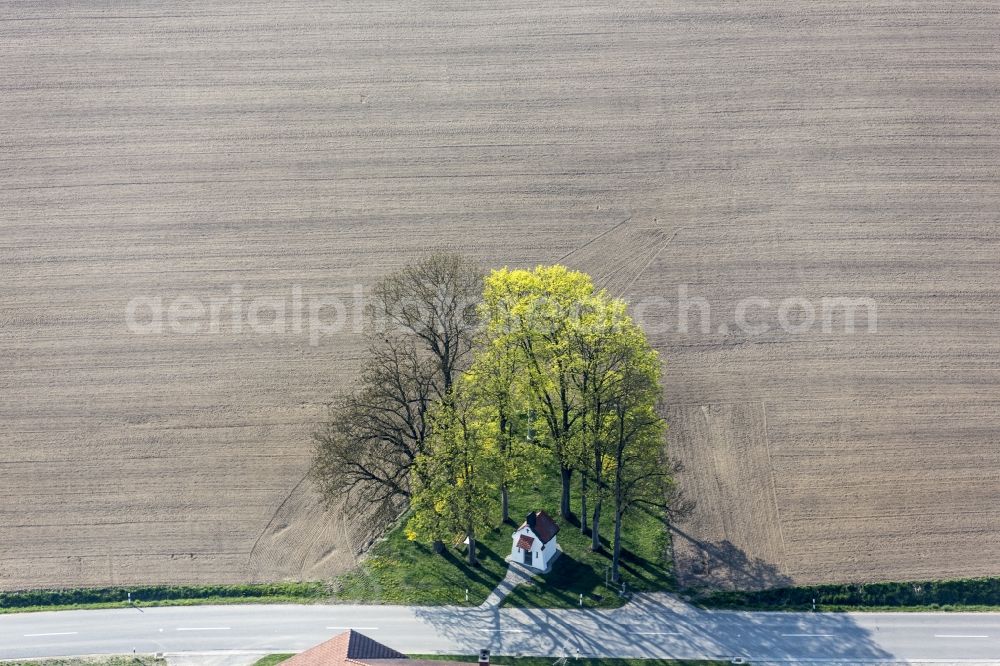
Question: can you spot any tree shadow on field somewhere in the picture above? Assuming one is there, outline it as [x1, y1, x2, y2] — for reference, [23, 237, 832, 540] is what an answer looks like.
[671, 525, 792, 591]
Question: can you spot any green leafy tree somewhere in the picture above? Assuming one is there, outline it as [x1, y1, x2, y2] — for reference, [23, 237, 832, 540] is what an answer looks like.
[479, 265, 595, 519]
[465, 337, 536, 523]
[407, 381, 502, 565]
[569, 296, 646, 551]
[603, 340, 681, 582]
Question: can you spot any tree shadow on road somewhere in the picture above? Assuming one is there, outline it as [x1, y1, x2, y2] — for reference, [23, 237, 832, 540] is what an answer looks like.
[411, 526, 895, 662]
[411, 592, 896, 663]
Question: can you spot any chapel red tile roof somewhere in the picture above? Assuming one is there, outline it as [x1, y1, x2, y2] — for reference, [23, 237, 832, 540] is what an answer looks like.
[516, 534, 535, 550]
[520, 510, 559, 544]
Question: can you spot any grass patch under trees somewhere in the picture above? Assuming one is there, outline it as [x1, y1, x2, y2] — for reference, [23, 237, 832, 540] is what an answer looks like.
[334, 461, 674, 607]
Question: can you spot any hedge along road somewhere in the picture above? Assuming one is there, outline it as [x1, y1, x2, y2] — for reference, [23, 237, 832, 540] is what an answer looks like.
[1, 596, 1000, 662]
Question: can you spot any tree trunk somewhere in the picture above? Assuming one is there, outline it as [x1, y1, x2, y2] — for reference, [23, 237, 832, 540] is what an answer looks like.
[592, 437, 603, 550]
[591, 498, 602, 551]
[611, 508, 623, 583]
[560, 465, 573, 519]
[500, 414, 511, 524]
[466, 534, 477, 566]
[580, 474, 588, 535]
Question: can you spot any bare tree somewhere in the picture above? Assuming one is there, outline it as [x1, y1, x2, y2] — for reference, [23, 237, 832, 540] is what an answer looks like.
[312, 254, 483, 518]
[369, 253, 483, 394]
[312, 340, 437, 511]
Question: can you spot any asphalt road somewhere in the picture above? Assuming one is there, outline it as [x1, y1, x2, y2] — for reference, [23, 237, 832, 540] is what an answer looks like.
[1, 596, 999, 663]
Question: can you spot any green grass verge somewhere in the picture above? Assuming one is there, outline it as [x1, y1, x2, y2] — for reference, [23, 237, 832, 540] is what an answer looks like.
[333, 512, 510, 605]
[693, 576, 1000, 612]
[1, 658, 166, 666]
[0, 582, 328, 614]
[409, 656, 729, 666]
[250, 656, 295, 666]
[334, 463, 674, 607]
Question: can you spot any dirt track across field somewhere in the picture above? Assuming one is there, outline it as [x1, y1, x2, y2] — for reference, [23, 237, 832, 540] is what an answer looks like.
[2, 1, 999, 590]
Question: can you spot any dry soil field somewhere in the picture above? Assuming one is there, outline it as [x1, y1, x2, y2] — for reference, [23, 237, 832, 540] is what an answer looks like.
[2, 1, 999, 591]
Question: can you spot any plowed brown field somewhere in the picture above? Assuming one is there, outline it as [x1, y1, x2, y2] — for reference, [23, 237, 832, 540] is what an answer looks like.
[2, 1, 999, 590]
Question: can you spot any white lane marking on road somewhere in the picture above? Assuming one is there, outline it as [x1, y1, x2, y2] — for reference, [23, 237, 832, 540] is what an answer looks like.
[176, 627, 231, 631]
[781, 633, 834, 637]
[23, 632, 79, 637]
[934, 634, 989, 638]
[326, 626, 379, 631]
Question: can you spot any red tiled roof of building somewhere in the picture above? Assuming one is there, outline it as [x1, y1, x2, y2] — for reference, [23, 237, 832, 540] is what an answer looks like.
[520, 510, 559, 544]
[516, 534, 535, 550]
[282, 630, 478, 666]
[282, 629, 408, 666]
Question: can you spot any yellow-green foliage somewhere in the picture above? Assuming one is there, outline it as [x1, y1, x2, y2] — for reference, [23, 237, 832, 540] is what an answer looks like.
[407, 263, 670, 578]
[408, 380, 504, 549]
